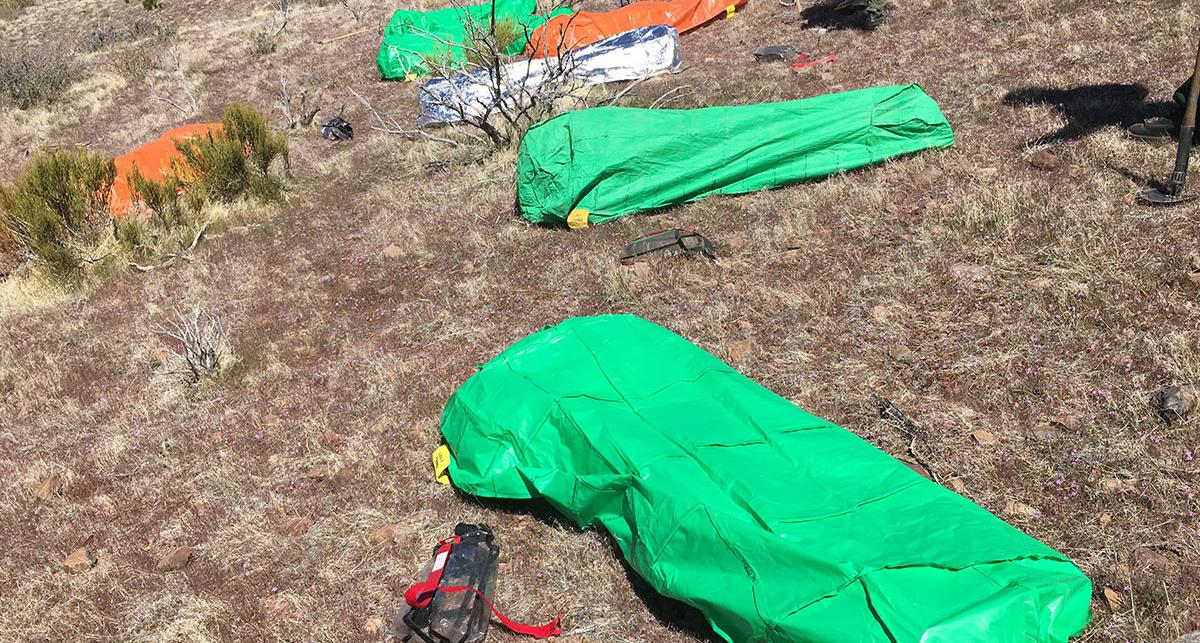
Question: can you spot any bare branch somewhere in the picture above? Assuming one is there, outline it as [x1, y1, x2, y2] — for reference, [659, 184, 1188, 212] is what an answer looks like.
[148, 45, 199, 116]
[271, 0, 290, 38]
[346, 86, 460, 146]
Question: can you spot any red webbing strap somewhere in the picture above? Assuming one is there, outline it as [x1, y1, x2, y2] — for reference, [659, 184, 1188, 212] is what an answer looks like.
[437, 585, 563, 639]
[404, 536, 563, 639]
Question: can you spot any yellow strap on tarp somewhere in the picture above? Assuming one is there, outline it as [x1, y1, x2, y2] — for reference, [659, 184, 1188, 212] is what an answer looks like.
[432, 445, 451, 485]
[567, 209, 590, 229]
[726, 4, 735, 18]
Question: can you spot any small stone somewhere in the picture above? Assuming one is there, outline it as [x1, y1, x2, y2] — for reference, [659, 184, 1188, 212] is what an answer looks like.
[1029, 424, 1062, 442]
[888, 344, 915, 363]
[728, 339, 753, 361]
[1003, 500, 1040, 518]
[783, 238, 805, 250]
[1026, 276, 1054, 291]
[281, 517, 312, 536]
[264, 597, 294, 617]
[1187, 271, 1200, 286]
[902, 460, 931, 479]
[1103, 587, 1125, 611]
[35, 473, 62, 500]
[322, 430, 343, 448]
[307, 467, 330, 481]
[156, 546, 192, 572]
[382, 245, 403, 259]
[363, 618, 385, 636]
[63, 547, 97, 572]
[948, 478, 966, 493]
[1153, 385, 1199, 421]
[972, 430, 998, 446]
[377, 285, 395, 296]
[783, 249, 802, 261]
[370, 523, 402, 546]
[1099, 477, 1136, 493]
[630, 261, 653, 281]
[915, 166, 943, 184]
[335, 463, 358, 483]
[1050, 414, 1081, 431]
[460, 261, 475, 274]
[1190, 254, 1200, 272]
[1029, 149, 1063, 171]
[1108, 562, 1132, 579]
[1098, 512, 1112, 526]
[949, 263, 993, 283]
[870, 304, 892, 323]
[1131, 546, 1180, 574]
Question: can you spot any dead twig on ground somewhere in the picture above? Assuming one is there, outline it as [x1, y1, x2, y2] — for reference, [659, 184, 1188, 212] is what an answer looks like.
[347, 86, 460, 146]
[649, 84, 691, 109]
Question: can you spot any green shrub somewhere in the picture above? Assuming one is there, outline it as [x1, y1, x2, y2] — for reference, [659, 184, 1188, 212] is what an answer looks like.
[129, 166, 188, 230]
[0, 149, 116, 282]
[173, 104, 289, 203]
[0, 49, 83, 109]
[465, 17, 520, 68]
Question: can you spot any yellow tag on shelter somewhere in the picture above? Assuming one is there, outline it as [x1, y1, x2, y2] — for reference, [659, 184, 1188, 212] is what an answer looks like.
[567, 209, 590, 229]
[725, 4, 735, 18]
[432, 445, 451, 485]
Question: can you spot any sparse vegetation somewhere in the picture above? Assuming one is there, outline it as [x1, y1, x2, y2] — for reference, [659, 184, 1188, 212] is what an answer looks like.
[0, 49, 83, 109]
[174, 104, 290, 203]
[4, 0, 1200, 641]
[154, 305, 234, 383]
[0, 149, 115, 281]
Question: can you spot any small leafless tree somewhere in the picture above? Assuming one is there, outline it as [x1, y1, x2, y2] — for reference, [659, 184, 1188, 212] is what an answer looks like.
[413, 0, 589, 149]
[278, 76, 319, 128]
[153, 306, 232, 383]
[338, 0, 370, 21]
[147, 45, 199, 116]
[271, 0, 290, 38]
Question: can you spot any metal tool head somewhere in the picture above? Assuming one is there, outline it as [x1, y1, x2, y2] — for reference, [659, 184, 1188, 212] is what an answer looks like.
[1138, 187, 1197, 205]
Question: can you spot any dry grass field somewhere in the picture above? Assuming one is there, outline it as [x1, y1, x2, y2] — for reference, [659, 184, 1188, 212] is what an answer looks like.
[1, 0, 1199, 640]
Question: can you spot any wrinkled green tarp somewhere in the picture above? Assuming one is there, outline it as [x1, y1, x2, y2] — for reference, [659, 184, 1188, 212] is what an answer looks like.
[442, 314, 1092, 642]
[377, 0, 572, 79]
[515, 84, 955, 225]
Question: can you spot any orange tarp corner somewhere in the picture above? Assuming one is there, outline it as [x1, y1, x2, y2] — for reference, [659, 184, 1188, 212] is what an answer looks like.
[527, 0, 745, 57]
[111, 123, 220, 218]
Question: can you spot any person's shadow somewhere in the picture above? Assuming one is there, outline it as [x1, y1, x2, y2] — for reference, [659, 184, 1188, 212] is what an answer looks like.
[1003, 83, 1176, 146]
[798, 0, 875, 31]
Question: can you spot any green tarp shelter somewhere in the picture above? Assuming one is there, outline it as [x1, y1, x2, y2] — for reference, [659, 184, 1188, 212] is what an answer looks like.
[441, 315, 1092, 642]
[377, 0, 571, 80]
[515, 84, 955, 226]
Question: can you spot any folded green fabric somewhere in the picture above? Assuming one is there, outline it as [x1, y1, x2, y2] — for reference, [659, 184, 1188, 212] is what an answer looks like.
[377, 0, 571, 79]
[516, 84, 954, 225]
[442, 314, 1092, 642]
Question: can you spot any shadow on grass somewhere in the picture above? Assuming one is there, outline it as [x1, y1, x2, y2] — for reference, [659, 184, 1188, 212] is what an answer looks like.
[459, 492, 724, 642]
[798, 0, 874, 31]
[1002, 83, 1176, 146]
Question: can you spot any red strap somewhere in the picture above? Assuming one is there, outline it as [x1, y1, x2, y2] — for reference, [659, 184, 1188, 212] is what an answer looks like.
[791, 53, 839, 68]
[437, 585, 563, 639]
[404, 536, 562, 639]
[404, 537, 458, 608]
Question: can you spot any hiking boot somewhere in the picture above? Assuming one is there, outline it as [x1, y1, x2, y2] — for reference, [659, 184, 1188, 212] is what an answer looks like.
[864, 9, 886, 29]
[1128, 116, 1178, 142]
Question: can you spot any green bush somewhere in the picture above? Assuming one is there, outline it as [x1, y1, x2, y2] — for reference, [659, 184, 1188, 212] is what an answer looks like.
[173, 104, 289, 203]
[129, 166, 187, 230]
[0, 149, 116, 281]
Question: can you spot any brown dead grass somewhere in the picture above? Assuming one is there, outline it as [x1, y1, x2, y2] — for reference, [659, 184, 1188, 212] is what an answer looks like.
[1, 0, 1200, 641]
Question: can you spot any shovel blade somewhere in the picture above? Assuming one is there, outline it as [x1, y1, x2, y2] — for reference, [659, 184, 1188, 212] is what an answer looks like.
[1138, 188, 1196, 205]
